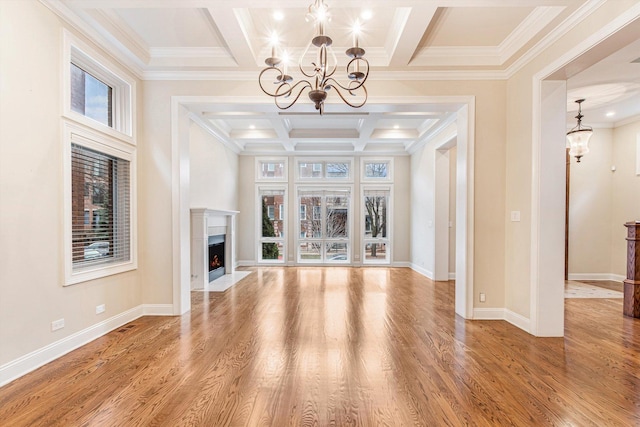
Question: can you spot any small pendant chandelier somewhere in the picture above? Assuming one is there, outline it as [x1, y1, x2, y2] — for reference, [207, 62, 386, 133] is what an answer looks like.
[566, 99, 593, 163]
[258, 0, 369, 115]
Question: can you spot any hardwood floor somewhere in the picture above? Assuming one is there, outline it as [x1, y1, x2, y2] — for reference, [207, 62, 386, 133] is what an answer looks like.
[1, 267, 640, 426]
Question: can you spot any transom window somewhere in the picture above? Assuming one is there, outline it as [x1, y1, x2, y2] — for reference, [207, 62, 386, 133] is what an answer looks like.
[362, 159, 393, 182]
[256, 158, 287, 181]
[297, 159, 351, 180]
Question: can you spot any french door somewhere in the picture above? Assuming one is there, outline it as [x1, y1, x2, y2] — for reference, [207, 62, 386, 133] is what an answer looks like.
[297, 188, 351, 263]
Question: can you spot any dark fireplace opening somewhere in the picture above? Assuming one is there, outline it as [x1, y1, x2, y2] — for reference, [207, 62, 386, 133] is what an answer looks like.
[208, 234, 225, 282]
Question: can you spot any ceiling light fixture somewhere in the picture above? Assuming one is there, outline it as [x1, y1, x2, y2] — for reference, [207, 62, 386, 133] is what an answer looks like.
[258, 0, 369, 115]
[566, 99, 593, 163]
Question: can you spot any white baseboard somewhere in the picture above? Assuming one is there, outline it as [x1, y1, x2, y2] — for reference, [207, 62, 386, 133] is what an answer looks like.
[410, 263, 434, 280]
[236, 260, 256, 267]
[471, 308, 531, 334]
[473, 308, 505, 320]
[142, 304, 174, 316]
[568, 273, 624, 282]
[392, 262, 411, 268]
[0, 305, 144, 387]
[505, 309, 531, 333]
[448, 272, 456, 280]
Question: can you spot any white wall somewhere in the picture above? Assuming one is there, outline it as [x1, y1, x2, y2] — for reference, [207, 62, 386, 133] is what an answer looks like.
[189, 123, 239, 211]
[449, 146, 457, 276]
[0, 1, 142, 376]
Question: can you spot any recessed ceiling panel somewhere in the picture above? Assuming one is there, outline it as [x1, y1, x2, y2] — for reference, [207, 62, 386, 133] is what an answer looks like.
[424, 7, 533, 47]
[114, 8, 223, 47]
[249, 6, 394, 50]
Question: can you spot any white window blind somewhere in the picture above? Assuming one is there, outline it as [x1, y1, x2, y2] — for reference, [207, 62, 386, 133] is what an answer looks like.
[71, 144, 131, 271]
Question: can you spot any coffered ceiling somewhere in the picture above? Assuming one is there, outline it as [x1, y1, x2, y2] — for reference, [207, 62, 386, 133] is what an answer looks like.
[43, 0, 638, 155]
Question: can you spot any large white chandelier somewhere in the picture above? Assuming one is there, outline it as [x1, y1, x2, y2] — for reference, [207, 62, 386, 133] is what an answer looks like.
[258, 0, 369, 115]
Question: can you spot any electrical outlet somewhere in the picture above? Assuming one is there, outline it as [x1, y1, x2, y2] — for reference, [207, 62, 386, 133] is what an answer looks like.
[479, 293, 486, 303]
[96, 304, 106, 315]
[51, 318, 65, 331]
[510, 211, 521, 222]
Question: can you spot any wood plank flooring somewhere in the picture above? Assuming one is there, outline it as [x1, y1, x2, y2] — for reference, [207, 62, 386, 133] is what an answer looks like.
[1, 267, 640, 426]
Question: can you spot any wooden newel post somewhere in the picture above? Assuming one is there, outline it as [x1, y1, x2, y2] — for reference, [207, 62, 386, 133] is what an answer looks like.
[623, 222, 640, 318]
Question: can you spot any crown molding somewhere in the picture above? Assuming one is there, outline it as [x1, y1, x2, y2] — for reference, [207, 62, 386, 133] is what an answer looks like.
[498, 6, 564, 64]
[504, 0, 608, 78]
[613, 114, 640, 128]
[39, 0, 145, 79]
[143, 69, 508, 81]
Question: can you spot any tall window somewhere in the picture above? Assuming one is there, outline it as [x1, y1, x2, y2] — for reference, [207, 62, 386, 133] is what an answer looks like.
[64, 32, 136, 285]
[71, 144, 131, 270]
[298, 189, 350, 263]
[259, 188, 286, 263]
[363, 189, 390, 264]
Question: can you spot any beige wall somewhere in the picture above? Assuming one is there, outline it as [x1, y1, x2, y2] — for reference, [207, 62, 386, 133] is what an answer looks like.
[568, 121, 640, 280]
[611, 120, 640, 275]
[0, 1, 142, 366]
[505, 0, 640, 319]
[568, 128, 614, 276]
[410, 81, 507, 308]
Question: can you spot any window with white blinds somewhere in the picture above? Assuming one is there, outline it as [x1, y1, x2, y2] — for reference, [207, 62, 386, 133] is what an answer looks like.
[71, 144, 131, 271]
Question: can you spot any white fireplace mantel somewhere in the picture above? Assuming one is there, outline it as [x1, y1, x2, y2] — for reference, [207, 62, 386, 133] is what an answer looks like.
[190, 208, 238, 291]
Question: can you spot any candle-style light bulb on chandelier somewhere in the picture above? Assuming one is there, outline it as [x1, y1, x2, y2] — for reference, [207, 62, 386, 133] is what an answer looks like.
[566, 98, 593, 163]
[258, 0, 369, 115]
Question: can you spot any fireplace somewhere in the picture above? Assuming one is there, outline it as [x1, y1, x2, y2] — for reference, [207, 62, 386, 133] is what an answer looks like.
[208, 234, 225, 282]
[191, 208, 238, 291]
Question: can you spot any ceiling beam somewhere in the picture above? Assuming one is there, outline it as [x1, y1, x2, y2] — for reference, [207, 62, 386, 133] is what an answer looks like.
[269, 116, 296, 152]
[206, 7, 257, 68]
[386, 5, 438, 67]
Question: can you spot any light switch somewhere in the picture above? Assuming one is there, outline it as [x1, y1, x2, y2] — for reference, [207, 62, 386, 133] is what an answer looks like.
[511, 211, 521, 222]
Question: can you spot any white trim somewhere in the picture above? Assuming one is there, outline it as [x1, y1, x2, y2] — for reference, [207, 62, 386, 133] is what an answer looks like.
[361, 185, 392, 265]
[294, 157, 354, 182]
[255, 157, 289, 182]
[41, 0, 145, 79]
[237, 260, 257, 267]
[62, 29, 136, 143]
[505, 0, 608, 78]
[449, 272, 456, 280]
[471, 308, 532, 333]
[0, 305, 144, 387]
[143, 69, 509, 82]
[62, 122, 138, 286]
[142, 304, 175, 316]
[568, 273, 625, 283]
[392, 262, 411, 268]
[473, 308, 506, 320]
[530, 3, 640, 337]
[361, 158, 394, 182]
[256, 184, 287, 264]
[410, 263, 434, 280]
[505, 309, 532, 333]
